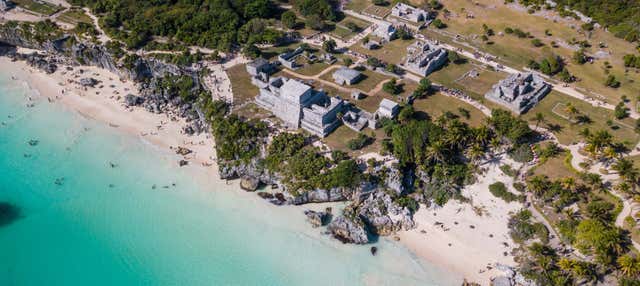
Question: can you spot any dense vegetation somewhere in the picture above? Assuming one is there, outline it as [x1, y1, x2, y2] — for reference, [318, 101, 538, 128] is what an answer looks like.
[554, 0, 640, 42]
[70, 0, 283, 50]
[264, 133, 361, 192]
[515, 0, 640, 42]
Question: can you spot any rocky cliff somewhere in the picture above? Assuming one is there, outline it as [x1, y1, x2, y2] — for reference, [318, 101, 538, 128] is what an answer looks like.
[0, 24, 209, 134]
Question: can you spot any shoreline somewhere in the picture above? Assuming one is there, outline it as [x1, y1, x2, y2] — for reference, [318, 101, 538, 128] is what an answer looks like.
[0, 55, 513, 285]
[0, 56, 221, 175]
[398, 154, 521, 284]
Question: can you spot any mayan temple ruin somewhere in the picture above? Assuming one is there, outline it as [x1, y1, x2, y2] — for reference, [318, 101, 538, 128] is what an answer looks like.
[485, 72, 551, 114]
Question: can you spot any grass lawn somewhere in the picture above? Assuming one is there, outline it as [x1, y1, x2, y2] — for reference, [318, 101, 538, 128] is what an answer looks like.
[330, 16, 371, 41]
[56, 8, 92, 25]
[531, 149, 577, 181]
[227, 64, 258, 106]
[350, 38, 416, 65]
[412, 92, 487, 127]
[522, 91, 640, 146]
[232, 102, 274, 120]
[322, 125, 386, 156]
[426, 60, 507, 110]
[362, 4, 391, 18]
[355, 79, 417, 112]
[427, 0, 640, 106]
[13, 0, 62, 15]
[260, 42, 305, 60]
[294, 60, 331, 76]
[345, 0, 372, 12]
[320, 68, 392, 93]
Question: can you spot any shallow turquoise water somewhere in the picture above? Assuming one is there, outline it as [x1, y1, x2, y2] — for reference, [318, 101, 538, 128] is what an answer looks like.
[0, 71, 460, 286]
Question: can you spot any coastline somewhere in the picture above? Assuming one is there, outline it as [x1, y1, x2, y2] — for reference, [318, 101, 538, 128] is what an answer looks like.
[0, 55, 514, 285]
[399, 154, 522, 284]
[0, 56, 221, 176]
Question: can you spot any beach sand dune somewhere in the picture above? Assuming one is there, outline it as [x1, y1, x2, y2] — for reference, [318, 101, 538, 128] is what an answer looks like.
[399, 154, 522, 284]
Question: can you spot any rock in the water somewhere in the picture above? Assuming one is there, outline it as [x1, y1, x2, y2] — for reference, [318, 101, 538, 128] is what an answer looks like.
[303, 210, 331, 228]
[327, 214, 369, 244]
[240, 176, 259, 192]
[178, 160, 188, 167]
[257, 192, 274, 199]
[0, 202, 20, 227]
[370, 246, 377, 256]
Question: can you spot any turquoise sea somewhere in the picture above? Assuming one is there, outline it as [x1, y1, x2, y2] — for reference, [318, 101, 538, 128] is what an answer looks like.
[0, 70, 460, 286]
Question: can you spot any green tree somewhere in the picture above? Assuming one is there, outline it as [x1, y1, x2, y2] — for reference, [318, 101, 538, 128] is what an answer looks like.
[322, 39, 337, 53]
[243, 44, 261, 59]
[281, 11, 297, 29]
[605, 74, 621, 88]
[383, 78, 401, 94]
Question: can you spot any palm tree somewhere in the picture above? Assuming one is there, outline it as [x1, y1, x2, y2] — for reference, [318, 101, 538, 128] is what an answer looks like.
[581, 172, 604, 192]
[528, 176, 549, 198]
[565, 103, 579, 121]
[613, 158, 639, 186]
[615, 182, 633, 196]
[585, 130, 613, 158]
[533, 112, 545, 130]
[425, 141, 447, 164]
[603, 146, 619, 165]
[558, 258, 575, 274]
[467, 143, 485, 163]
[617, 254, 640, 277]
[561, 177, 577, 192]
[563, 208, 581, 221]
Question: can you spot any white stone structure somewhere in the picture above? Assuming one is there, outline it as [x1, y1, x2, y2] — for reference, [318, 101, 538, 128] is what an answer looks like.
[377, 98, 400, 119]
[245, 58, 274, 77]
[300, 96, 344, 137]
[404, 40, 447, 76]
[391, 3, 428, 23]
[373, 21, 397, 41]
[485, 72, 551, 114]
[278, 47, 304, 69]
[0, 0, 15, 11]
[254, 76, 344, 137]
[332, 67, 362, 85]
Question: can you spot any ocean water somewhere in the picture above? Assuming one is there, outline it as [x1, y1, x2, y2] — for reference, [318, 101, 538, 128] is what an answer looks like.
[0, 71, 460, 286]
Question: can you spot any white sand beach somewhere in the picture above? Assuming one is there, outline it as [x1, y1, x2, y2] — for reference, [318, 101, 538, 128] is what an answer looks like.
[399, 154, 522, 284]
[0, 56, 221, 176]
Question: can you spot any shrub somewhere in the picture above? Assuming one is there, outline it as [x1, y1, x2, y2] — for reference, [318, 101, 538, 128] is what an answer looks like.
[347, 134, 372, 150]
[432, 19, 446, 29]
[605, 74, 621, 88]
[509, 144, 534, 163]
[489, 182, 519, 202]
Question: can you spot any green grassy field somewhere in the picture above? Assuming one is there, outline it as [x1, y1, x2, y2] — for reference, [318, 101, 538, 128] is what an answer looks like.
[330, 16, 371, 41]
[350, 38, 416, 65]
[412, 92, 487, 127]
[426, 60, 508, 110]
[13, 0, 62, 15]
[319, 68, 392, 93]
[322, 125, 386, 156]
[522, 91, 640, 146]
[56, 8, 92, 25]
[355, 79, 416, 112]
[227, 64, 258, 106]
[345, 0, 372, 12]
[425, 0, 640, 106]
[531, 149, 577, 180]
